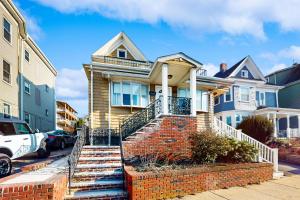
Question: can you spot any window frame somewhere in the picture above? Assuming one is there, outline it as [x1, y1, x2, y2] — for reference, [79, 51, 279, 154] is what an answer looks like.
[45, 85, 49, 93]
[3, 17, 12, 44]
[259, 92, 266, 106]
[3, 103, 11, 119]
[111, 81, 150, 108]
[2, 59, 11, 84]
[24, 112, 30, 124]
[117, 49, 127, 59]
[224, 87, 232, 102]
[241, 69, 249, 78]
[24, 81, 31, 94]
[25, 49, 30, 62]
[226, 116, 232, 126]
[177, 88, 209, 112]
[45, 109, 49, 116]
[239, 87, 250, 102]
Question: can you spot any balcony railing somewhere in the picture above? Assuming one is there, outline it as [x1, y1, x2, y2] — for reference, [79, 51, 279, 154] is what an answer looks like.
[196, 69, 207, 77]
[93, 56, 153, 69]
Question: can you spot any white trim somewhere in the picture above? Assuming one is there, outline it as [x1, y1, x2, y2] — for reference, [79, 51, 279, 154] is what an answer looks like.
[117, 48, 127, 59]
[162, 63, 169, 115]
[239, 86, 250, 102]
[190, 68, 197, 116]
[90, 66, 93, 130]
[2, 58, 11, 84]
[3, 102, 11, 119]
[3, 16, 12, 45]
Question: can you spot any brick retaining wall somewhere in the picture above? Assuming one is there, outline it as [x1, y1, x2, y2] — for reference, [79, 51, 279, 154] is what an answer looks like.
[125, 163, 273, 200]
[123, 116, 197, 161]
[0, 174, 67, 200]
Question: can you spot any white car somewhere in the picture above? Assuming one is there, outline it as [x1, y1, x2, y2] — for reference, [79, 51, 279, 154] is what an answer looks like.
[0, 119, 50, 177]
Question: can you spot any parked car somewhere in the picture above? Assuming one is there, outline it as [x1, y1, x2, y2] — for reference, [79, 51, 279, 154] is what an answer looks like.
[46, 130, 75, 150]
[0, 119, 50, 177]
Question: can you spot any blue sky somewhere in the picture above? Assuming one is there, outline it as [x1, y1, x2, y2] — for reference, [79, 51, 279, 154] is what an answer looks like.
[16, 0, 300, 117]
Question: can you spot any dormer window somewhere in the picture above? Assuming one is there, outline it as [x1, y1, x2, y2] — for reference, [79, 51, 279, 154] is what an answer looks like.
[117, 49, 127, 59]
[241, 69, 248, 78]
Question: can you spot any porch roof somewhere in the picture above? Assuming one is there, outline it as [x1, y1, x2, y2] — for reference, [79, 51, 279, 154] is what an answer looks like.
[254, 107, 300, 118]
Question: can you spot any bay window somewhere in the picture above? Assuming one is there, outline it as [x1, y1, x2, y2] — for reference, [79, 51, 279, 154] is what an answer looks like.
[240, 87, 250, 102]
[112, 82, 149, 107]
[177, 88, 208, 112]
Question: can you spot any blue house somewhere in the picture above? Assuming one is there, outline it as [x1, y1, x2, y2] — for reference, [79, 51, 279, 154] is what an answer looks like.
[265, 64, 300, 138]
[213, 56, 290, 138]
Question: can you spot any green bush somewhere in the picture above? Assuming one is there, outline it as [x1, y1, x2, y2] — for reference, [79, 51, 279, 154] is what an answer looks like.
[237, 116, 274, 144]
[190, 130, 230, 164]
[218, 138, 258, 163]
[191, 130, 258, 164]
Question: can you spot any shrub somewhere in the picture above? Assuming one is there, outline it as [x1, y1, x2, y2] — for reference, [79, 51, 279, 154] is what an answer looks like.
[218, 138, 258, 163]
[237, 116, 274, 144]
[191, 130, 258, 164]
[190, 130, 230, 164]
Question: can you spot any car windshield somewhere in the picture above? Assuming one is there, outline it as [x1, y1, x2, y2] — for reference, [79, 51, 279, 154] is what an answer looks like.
[14, 123, 32, 134]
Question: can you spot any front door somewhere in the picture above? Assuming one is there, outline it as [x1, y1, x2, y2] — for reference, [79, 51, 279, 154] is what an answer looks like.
[155, 86, 172, 99]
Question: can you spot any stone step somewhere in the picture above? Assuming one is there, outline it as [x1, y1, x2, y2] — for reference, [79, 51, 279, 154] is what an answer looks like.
[65, 189, 127, 200]
[73, 170, 123, 182]
[80, 150, 121, 156]
[78, 157, 122, 164]
[70, 179, 124, 191]
[82, 146, 120, 151]
[75, 163, 122, 172]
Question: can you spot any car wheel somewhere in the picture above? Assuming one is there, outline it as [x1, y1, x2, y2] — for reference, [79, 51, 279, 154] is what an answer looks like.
[60, 141, 65, 150]
[37, 148, 50, 158]
[0, 154, 12, 178]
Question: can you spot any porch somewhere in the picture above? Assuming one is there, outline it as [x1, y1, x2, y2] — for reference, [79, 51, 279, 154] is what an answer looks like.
[254, 107, 300, 138]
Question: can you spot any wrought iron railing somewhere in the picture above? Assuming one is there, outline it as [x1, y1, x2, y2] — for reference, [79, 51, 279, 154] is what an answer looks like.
[168, 97, 191, 115]
[120, 98, 162, 139]
[93, 56, 153, 69]
[67, 126, 88, 194]
[91, 128, 120, 146]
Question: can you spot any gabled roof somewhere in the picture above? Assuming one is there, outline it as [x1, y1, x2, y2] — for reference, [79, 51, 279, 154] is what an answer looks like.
[269, 64, 300, 85]
[156, 52, 203, 67]
[92, 32, 147, 61]
[214, 55, 266, 81]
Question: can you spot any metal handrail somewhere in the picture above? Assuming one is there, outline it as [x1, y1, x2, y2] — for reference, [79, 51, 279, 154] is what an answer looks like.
[212, 117, 278, 172]
[94, 55, 153, 69]
[67, 126, 88, 194]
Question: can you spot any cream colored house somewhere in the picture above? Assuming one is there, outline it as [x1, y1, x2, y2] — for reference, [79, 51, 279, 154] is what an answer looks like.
[84, 32, 232, 132]
[0, 0, 57, 131]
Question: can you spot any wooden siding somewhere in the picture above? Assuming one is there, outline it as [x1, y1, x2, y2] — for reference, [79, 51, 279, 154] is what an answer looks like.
[109, 44, 135, 60]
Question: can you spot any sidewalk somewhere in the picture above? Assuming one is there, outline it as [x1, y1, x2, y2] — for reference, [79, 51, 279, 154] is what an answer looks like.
[174, 163, 300, 200]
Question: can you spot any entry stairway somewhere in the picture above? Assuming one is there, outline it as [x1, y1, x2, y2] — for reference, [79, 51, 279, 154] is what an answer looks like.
[65, 146, 127, 200]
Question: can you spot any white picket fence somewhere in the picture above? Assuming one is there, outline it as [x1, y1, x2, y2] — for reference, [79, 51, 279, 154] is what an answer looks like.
[212, 117, 279, 172]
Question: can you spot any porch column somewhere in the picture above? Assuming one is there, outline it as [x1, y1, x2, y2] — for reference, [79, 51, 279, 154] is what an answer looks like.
[273, 113, 277, 138]
[287, 115, 291, 138]
[162, 63, 169, 115]
[190, 68, 197, 116]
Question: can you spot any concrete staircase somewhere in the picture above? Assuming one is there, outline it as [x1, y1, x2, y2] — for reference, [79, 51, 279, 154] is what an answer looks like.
[65, 146, 127, 200]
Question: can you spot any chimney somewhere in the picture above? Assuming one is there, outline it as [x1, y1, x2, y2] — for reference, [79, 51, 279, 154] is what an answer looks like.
[220, 63, 227, 73]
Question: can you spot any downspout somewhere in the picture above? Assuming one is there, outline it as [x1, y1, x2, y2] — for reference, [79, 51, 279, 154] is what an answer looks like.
[90, 65, 94, 145]
[276, 90, 279, 108]
[19, 37, 25, 121]
[108, 74, 111, 146]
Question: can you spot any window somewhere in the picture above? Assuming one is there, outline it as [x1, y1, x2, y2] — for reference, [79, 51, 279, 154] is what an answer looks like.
[214, 96, 220, 105]
[35, 88, 41, 106]
[3, 60, 11, 84]
[224, 87, 232, 102]
[24, 81, 30, 94]
[45, 85, 49, 93]
[0, 122, 15, 136]
[24, 112, 30, 124]
[112, 82, 149, 107]
[226, 116, 232, 126]
[241, 70, 249, 78]
[177, 88, 208, 112]
[3, 103, 11, 119]
[240, 87, 250, 102]
[235, 114, 241, 127]
[45, 109, 49, 116]
[25, 50, 30, 62]
[3, 18, 11, 43]
[117, 49, 127, 58]
[15, 123, 31, 134]
[259, 92, 265, 106]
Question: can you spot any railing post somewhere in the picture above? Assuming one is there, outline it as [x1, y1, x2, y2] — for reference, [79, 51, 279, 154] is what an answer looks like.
[68, 158, 71, 195]
[237, 129, 242, 141]
[273, 148, 279, 172]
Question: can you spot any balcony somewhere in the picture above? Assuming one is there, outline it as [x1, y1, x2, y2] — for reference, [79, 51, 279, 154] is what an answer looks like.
[93, 56, 153, 69]
[196, 69, 207, 77]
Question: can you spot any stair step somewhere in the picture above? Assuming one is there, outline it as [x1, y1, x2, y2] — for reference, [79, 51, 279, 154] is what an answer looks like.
[83, 145, 120, 149]
[76, 163, 122, 169]
[81, 150, 120, 154]
[65, 189, 127, 200]
[70, 179, 123, 190]
[73, 170, 123, 181]
[79, 157, 121, 161]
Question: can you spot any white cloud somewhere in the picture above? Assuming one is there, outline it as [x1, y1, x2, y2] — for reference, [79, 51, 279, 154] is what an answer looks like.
[279, 45, 300, 60]
[203, 63, 219, 76]
[32, 0, 300, 39]
[24, 13, 43, 40]
[56, 68, 88, 117]
[267, 63, 287, 75]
